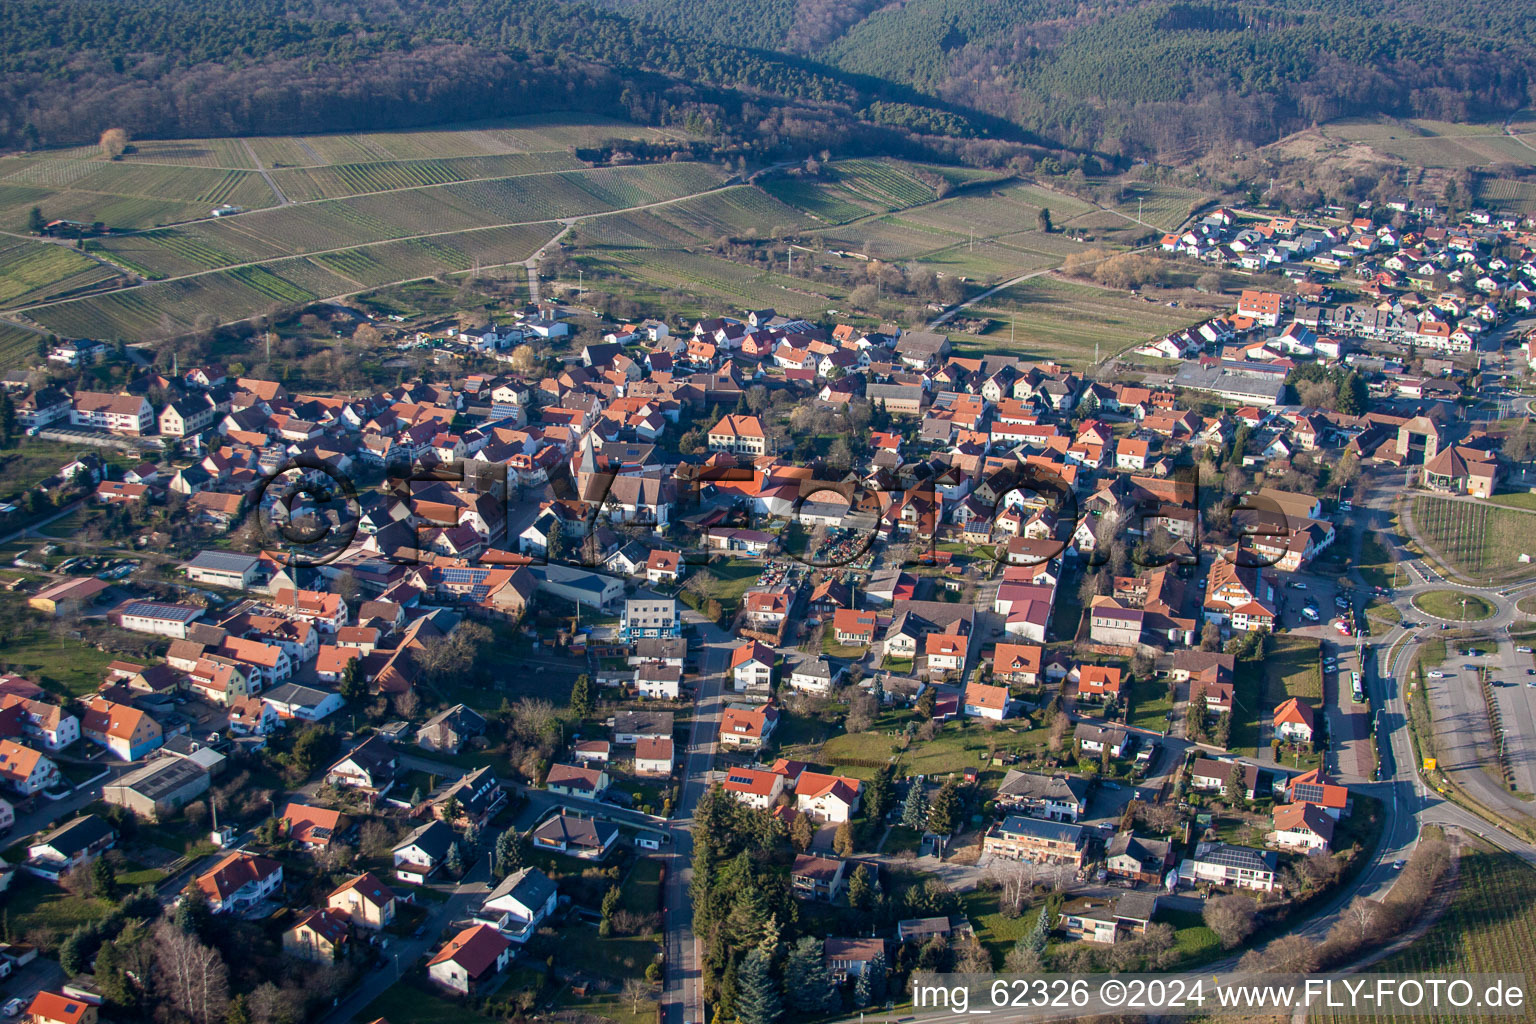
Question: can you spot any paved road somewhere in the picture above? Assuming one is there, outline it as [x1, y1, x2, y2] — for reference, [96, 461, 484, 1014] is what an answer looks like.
[322, 853, 492, 1024]
[659, 609, 731, 1024]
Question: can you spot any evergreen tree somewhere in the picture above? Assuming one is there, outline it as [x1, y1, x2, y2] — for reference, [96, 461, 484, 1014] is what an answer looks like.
[174, 885, 211, 938]
[789, 812, 814, 851]
[901, 782, 928, 831]
[847, 863, 874, 911]
[339, 658, 366, 702]
[569, 673, 594, 718]
[734, 947, 782, 1024]
[0, 393, 15, 446]
[928, 778, 961, 836]
[226, 993, 252, 1024]
[853, 959, 874, 1007]
[410, 787, 424, 806]
[916, 688, 937, 719]
[27, 207, 45, 234]
[864, 952, 888, 1004]
[600, 884, 622, 936]
[444, 840, 464, 876]
[784, 937, 838, 1014]
[90, 858, 119, 902]
[1037, 207, 1053, 233]
[59, 926, 90, 975]
[493, 828, 523, 877]
[464, 820, 481, 849]
[833, 820, 855, 857]
[865, 763, 895, 824]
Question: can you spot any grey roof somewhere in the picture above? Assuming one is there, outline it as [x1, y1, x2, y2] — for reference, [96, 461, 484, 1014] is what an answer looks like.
[109, 757, 207, 801]
[184, 550, 260, 573]
[263, 683, 334, 708]
[531, 813, 617, 850]
[120, 601, 202, 623]
[394, 819, 456, 862]
[1107, 832, 1173, 867]
[1115, 891, 1161, 923]
[613, 709, 673, 735]
[486, 865, 557, 909]
[996, 771, 1089, 805]
[1194, 842, 1277, 873]
[35, 815, 114, 857]
[994, 816, 1084, 844]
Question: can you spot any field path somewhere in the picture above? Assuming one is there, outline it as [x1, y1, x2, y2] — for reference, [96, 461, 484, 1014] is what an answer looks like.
[241, 139, 290, 206]
[525, 219, 575, 303]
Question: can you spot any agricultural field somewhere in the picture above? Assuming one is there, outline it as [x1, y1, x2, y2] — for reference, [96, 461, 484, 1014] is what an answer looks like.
[1106, 180, 1209, 231]
[1474, 177, 1536, 214]
[1319, 843, 1536, 1024]
[1410, 496, 1536, 583]
[1327, 116, 1536, 168]
[576, 248, 845, 321]
[762, 158, 941, 224]
[0, 322, 43, 371]
[269, 151, 585, 201]
[946, 276, 1207, 367]
[0, 238, 121, 307]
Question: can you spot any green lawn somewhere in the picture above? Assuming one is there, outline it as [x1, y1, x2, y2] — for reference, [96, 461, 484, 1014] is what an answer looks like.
[355, 980, 502, 1024]
[880, 656, 914, 673]
[1162, 908, 1222, 965]
[1412, 590, 1494, 622]
[1356, 534, 1398, 591]
[0, 624, 123, 698]
[1259, 635, 1322, 705]
[787, 710, 1049, 783]
[1127, 679, 1174, 732]
[960, 888, 1041, 969]
[821, 631, 869, 659]
[1487, 491, 1536, 512]
[703, 557, 761, 612]
[1366, 596, 1402, 623]
[619, 856, 664, 917]
[5, 875, 114, 948]
[1412, 497, 1536, 583]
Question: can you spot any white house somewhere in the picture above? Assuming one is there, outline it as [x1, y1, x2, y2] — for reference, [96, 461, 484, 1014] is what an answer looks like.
[474, 866, 558, 943]
[730, 641, 774, 692]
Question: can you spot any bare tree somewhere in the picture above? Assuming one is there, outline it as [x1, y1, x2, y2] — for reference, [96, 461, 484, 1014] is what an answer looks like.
[622, 977, 654, 1015]
[155, 920, 229, 1024]
[1203, 893, 1259, 949]
[99, 127, 130, 159]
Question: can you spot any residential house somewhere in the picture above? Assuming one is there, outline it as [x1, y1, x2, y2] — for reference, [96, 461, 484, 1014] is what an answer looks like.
[25, 815, 116, 881]
[824, 937, 885, 982]
[281, 802, 347, 851]
[994, 771, 1089, 822]
[721, 767, 785, 811]
[545, 763, 609, 798]
[417, 705, 487, 755]
[530, 814, 619, 860]
[719, 704, 777, 750]
[962, 682, 1010, 720]
[1178, 841, 1277, 893]
[635, 736, 674, 776]
[428, 924, 514, 994]
[474, 866, 558, 942]
[195, 852, 284, 913]
[795, 772, 862, 823]
[1105, 832, 1175, 885]
[81, 699, 163, 760]
[982, 816, 1087, 867]
[730, 641, 775, 692]
[325, 735, 398, 796]
[392, 820, 458, 884]
[1270, 802, 1334, 853]
[24, 993, 97, 1024]
[0, 740, 59, 795]
[283, 908, 350, 962]
[1273, 698, 1316, 743]
[790, 854, 847, 901]
[327, 872, 398, 930]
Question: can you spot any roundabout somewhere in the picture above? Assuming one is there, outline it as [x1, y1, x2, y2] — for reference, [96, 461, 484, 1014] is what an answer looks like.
[1412, 589, 1495, 622]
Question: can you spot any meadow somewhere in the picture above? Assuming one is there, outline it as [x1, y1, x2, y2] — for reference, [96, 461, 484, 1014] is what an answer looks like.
[1327, 116, 1536, 169]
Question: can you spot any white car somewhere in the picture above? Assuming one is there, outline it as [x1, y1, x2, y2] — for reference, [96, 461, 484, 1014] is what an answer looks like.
[2, 998, 22, 1018]
[1427, 670, 1445, 678]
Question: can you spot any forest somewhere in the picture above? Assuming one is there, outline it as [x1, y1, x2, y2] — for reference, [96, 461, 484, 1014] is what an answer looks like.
[2, 0, 1533, 165]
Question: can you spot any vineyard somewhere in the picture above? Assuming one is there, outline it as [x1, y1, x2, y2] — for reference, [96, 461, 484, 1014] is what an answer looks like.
[0, 240, 120, 307]
[946, 276, 1205, 367]
[0, 323, 42, 371]
[578, 249, 844, 319]
[1317, 844, 1536, 1024]
[1475, 177, 1536, 214]
[1410, 496, 1536, 582]
[270, 152, 584, 202]
[1109, 181, 1208, 231]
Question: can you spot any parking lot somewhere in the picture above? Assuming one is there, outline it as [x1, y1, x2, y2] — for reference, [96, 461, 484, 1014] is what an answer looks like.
[1488, 639, 1536, 794]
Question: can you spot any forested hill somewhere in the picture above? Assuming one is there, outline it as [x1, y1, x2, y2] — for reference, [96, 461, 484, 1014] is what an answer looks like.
[0, 0, 1016, 158]
[2, 0, 1533, 165]
[606, 0, 1536, 158]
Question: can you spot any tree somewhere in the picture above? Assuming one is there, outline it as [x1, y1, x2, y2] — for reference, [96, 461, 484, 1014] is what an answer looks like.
[916, 688, 937, 719]
[154, 920, 228, 1024]
[854, 951, 886, 1006]
[569, 673, 594, 718]
[833, 820, 855, 857]
[27, 207, 46, 234]
[784, 937, 838, 1014]
[1226, 762, 1246, 803]
[865, 764, 895, 824]
[600, 884, 622, 936]
[175, 885, 212, 939]
[99, 127, 130, 159]
[338, 658, 366, 703]
[901, 782, 928, 831]
[789, 812, 814, 851]
[444, 840, 464, 877]
[734, 948, 782, 1024]
[1037, 207, 1053, 233]
[493, 829, 524, 877]
[847, 863, 875, 910]
[91, 857, 119, 902]
[0, 393, 15, 446]
[1203, 893, 1259, 949]
[441, 796, 462, 825]
[59, 926, 91, 975]
[546, 520, 566, 563]
[1200, 621, 1223, 651]
[927, 778, 961, 837]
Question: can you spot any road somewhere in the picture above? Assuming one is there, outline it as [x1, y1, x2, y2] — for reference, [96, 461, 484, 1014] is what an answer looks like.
[322, 852, 493, 1024]
[659, 608, 732, 1024]
[241, 140, 290, 207]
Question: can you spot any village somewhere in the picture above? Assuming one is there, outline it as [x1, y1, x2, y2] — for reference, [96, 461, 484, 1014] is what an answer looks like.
[0, 194, 1532, 1024]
